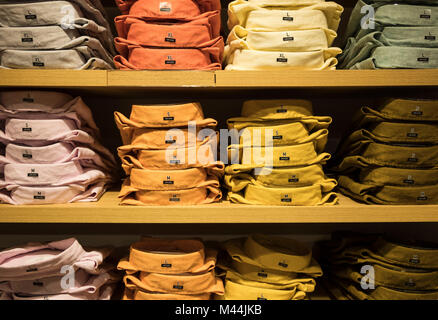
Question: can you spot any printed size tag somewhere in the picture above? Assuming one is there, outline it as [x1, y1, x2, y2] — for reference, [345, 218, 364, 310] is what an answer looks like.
[169, 195, 180, 202]
[279, 155, 290, 160]
[165, 59, 176, 65]
[257, 297, 267, 300]
[420, 9, 432, 19]
[26, 267, 38, 272]
[163, 112, 174, 121]
[163, 177, 174, 185]
[273, 135, 283, 140]
[425, 33, 436, 41]
[32, 56, 45, 67]
[22, 127, 32, 132]
[283, 33, 294, 41]
[281, 195, 291, 203]
[411, 106, 423, 116]
[165, 33, 176, 43]
[277, 54, 288, 63]
[408, 157, 418, 162]
[161, 262, 172, 268]
[33, 191, 45, 200]
[22, 152, 33, 159]
[288, 176, 299, 183]
[22, 97, 34, 103]
[418, 56, 429, 62]
[169, 159, 180, 164]
[407, 131, 418, 138]
[282, 13, 293, 21]
[24, 9, 37, 20]
[403, 178, 415, 184]
[409, 255, 420, 264]
[165, 139, 176, 144]
[159, 2, 172, 12]
[417, 194, 428, 201]
[278, 261, 289, 268]
[21, 31, 33, 43]
[276, 109, 287, 113]
[173, 283, 184, 290]
[257, 272, 268, 278]
[33, 281, 43, 287]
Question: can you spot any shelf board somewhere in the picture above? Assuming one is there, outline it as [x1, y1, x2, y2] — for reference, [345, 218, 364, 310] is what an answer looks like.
[107, 70, 215, 87]
[1, 192, 437, 224]
[0, 70, 107, 87]
[2, 70, 438, 88]
[214, 70, 438, 88]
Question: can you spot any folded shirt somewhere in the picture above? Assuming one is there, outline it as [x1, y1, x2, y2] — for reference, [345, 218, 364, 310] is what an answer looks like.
[0, 0, 115, 54]
[119, 176, 222, 205]
[114, 37, 223, 70]
[350, 46, 438, 69]
[117, 238, 217, 275]
[228, 182, 338, 206]
[123, 287, 211, 300]
[227, 0, 344, 31]
[227, 25, 337, 52]
[0, 268, 113, 295]
[0, 27, 114, 65]
[124, 270, 224, 295]
[0, 161, 111, 187]
[338, 175, 438, 205]
[115, 12, 221, 47]
[0, 238, 111, 281]
[115, 0, 221, 17]
[358, 167, 438, 187]
[0, 142, 116, 172]
[0, 48, 112, 70]
[224, 47, 341, 71]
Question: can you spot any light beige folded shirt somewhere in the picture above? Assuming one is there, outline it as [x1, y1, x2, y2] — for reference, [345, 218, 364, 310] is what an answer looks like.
[227, 25, 337, 51]
[227, 0, 344, 31]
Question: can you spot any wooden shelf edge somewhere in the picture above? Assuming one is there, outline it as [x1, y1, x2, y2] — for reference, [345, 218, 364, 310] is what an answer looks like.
[1, 192, 437, 224]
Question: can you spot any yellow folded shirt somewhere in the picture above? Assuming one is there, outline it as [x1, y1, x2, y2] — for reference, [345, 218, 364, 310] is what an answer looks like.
[224, 47, 341, 70]
[218, 279, 305, 300]
[228, 182, 338, 206]
[228, 0, 344, 31]
[224, 235, 323, 275]
[227, 25, 337, 51]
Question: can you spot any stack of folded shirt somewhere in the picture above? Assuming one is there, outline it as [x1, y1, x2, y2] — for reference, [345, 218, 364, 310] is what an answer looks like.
[119, 237, 224, 300]
[0, 238, 118, 300]
[339, 0, 438, 69]
[223, 0, 343, 70]
[224, 99, 338, 206]
[319, 231, 438, 300]
[0, 0, 115, 69]
[114, 102, 224, 205]
[113, 0, 223, 70]
[0, 90, 117, 205]
[331, 98, 438, 205]
[216, 234, 323, 300]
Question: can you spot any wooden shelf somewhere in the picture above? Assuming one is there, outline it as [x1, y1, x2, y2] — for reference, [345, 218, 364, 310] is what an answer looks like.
[107, 70, 215, 87]
[0, 70, 107, 87]
[2, 70, 438, 88]
[1, 192, 437, 224]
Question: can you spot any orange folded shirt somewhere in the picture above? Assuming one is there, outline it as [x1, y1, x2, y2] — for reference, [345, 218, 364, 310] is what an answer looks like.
[116, 0, 221, 17]
[119, 176, 222, 205]
[114, 37, 223, 70]
[118, 239, 217, 274]
[124, 270, 224, 294]
[123, 288, 212, 300]
[114, 103, 217, 129]
[115, 12, 221, 47]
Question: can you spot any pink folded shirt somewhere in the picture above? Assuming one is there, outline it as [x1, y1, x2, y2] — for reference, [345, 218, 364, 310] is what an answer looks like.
[0, 181, 107, 205]
[0, 91, 100, 137]
[0, 142, 115, 172]
[0, 268, 112, 295]
[0, 238, 111, 281]
[0, 161, 111, 187]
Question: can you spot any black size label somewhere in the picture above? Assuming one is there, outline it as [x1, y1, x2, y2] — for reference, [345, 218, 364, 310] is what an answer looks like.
[169, 197, 180, 202]
[165, 37, 176, 43]
[282, 16, 293, 21]
[418, 57, 429, 62]
[417, 196, 428, 201]
[279, 156, 290, 161]
[163, 180, 174, 185]
[408, 157, 418, 162]
[283, 36, 294, 41]
[409, 257, 420, 264]
[173, 284, 184, 290]
[412, 110, 423, 115]
[281, 198, 291, 203]
[22, 37, 33, 43]
[277, 57, 288, 63]
[420, 14, 431, 19]
[257, 272, 268, 278]
[273, 135, 283, 140]
[160, 7, 171, 11]
[425, 35, 436, 41]
[33, 61, 44, 67]
[278, 262, 289, 268]
[163, 116, 174, 121]
[34, 195, 45, 200]
[22, 153, 32, 159]
[403, 179, 415, 184]
[165, 139, 176, 144]
[33, 281, 43, 287]
[22, 97, 34, 103]
[28, 172, 38, 177]
[161, 263, 172, 268]
[25, 14, 37, 20]
[165, 59, 176, 65]
[288, 178, 299, 183]
[26, 267, 38, 272]
[22, 127, 32, 132]
[407, 132, 418, 138]
[257, 297, 267, 300]
[169, 159, 180, 164]
[276, 109, 287, 113]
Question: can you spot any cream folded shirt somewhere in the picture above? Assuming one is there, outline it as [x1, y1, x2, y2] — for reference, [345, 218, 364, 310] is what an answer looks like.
[227, 25, 337, 51]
